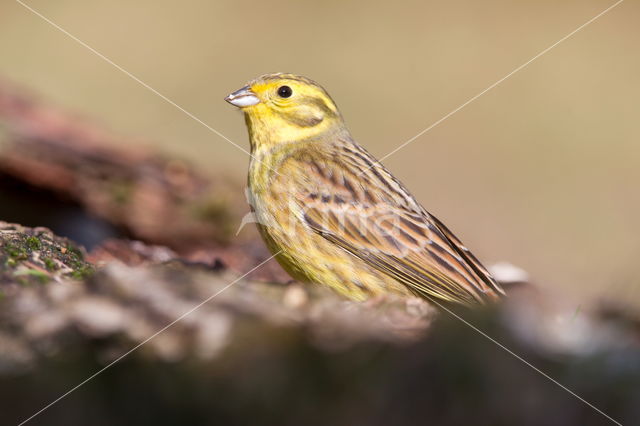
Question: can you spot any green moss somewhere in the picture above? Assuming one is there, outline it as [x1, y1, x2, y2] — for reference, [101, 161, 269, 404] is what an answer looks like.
[70, 265, 95, 280]
[1, 224, 96, 286]
[43, 257, 58, 271]
[14, 268, 50, 284]
[65, 243, 84, 260]
[6, 243, 28, 261]
[25, 236, 42, 250]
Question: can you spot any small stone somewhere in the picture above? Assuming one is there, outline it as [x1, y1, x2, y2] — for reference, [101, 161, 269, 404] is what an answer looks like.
[149, 332, 185, 362]
[283, 285, 308, 309]
[25, 311, 69, 339]
[489, 262, 529, 284]
[70, 297, 126, 337]
[194, 311, 231, 359]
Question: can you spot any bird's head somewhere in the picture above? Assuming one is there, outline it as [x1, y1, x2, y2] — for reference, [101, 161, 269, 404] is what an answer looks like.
[225, 73, 346, 150]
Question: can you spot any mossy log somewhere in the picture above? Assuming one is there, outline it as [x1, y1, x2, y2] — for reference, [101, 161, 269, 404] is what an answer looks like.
[0, 222, 93, 291]
[0, 222, 639, 425]
[0, 79, 247, 249]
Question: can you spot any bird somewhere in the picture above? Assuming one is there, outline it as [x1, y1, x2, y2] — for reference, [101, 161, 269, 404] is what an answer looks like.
[225, 73, 505, 306]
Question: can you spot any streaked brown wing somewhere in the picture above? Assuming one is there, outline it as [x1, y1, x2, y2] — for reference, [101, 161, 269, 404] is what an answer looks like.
[286, 144, 504, 306]
[428, 214, 505, 299]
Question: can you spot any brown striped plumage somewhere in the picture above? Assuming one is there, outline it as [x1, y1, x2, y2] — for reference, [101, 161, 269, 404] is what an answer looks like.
[226, 73, 505, 307]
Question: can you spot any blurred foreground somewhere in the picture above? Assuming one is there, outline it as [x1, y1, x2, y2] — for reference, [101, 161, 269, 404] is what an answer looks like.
[1, 221, 639, 426]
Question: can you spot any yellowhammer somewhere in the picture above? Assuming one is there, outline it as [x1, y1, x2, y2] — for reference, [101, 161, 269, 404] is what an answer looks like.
[225, 73, 505, 306]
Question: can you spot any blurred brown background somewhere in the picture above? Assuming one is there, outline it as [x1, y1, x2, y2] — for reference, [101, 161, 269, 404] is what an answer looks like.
[1, 0, 638, 307]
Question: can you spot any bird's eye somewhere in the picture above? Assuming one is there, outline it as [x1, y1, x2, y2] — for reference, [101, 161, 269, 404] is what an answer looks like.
[277, 85, 293, 98]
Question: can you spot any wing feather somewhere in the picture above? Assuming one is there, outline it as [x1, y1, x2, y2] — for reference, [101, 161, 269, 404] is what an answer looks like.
[282, 143, 504, 306]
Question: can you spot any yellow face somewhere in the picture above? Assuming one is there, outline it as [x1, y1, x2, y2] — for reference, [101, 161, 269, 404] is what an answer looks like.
[225, 73, 345, 150]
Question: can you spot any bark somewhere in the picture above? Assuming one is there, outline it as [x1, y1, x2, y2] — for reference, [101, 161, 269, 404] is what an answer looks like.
[0, 78, 244, 250]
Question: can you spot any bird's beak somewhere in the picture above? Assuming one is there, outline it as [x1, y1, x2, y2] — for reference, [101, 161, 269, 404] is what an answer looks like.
[224, 85, 260, 108]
